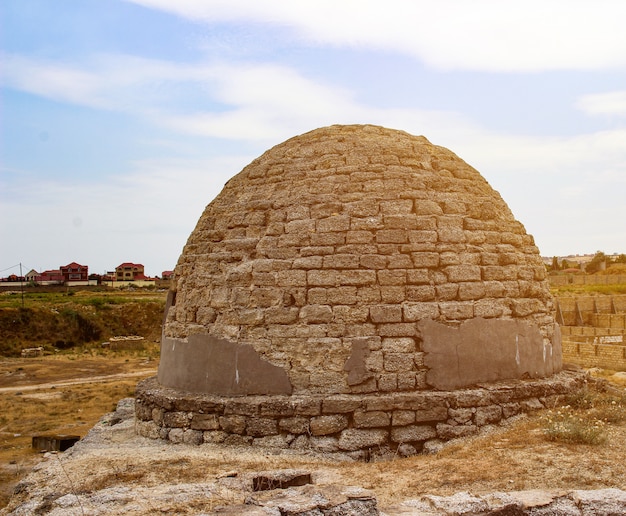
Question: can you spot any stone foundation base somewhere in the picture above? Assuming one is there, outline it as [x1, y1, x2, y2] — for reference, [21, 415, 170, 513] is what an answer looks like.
[135, 371, 584, 459]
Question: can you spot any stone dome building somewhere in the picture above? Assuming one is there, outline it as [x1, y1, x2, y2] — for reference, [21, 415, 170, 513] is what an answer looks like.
[136, 125, 578, 456]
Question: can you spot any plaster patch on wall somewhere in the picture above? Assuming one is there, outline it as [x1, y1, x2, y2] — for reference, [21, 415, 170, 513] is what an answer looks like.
[420, 318, 561, 390]
[343, 338, 374, 386]
[158, 334, 292, 395]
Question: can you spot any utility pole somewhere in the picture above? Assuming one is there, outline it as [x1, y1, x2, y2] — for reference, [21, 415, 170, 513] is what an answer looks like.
[19, 262, 24, 308]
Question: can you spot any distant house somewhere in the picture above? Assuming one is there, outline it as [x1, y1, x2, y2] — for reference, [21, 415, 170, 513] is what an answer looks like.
[115, 262, 146, 281]
[25, 269, 39, 282]
[39, 269, 64, 284]
[161, 271, 174, 280]
[60, 262, 88, 282]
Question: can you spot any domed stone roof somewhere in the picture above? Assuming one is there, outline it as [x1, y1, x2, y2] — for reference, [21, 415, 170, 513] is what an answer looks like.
[158, 124, 561, 397]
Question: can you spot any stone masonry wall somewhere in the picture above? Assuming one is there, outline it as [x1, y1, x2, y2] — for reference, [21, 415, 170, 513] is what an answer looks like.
[160, 125, 558, 396]
[136, 371, 583, 459]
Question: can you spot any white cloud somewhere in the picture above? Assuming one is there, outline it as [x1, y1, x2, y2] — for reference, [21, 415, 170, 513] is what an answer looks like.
[0, 155, 250, 276]
[126, 0, 626, 72]
[576, 90, 626, 117]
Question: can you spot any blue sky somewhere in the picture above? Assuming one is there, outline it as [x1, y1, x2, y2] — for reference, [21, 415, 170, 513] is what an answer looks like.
[1, 0, 625, 277]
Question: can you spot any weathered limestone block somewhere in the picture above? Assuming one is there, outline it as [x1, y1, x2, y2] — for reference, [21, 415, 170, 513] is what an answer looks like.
[474, 405, 503, 426]
[163, 411, 190, 428]
[436, 423, 478, 440]
[353, 410, 390, 428]
[391, 424, 437, 443]
[279, 417, 310, 434]
[310, 415, 349, 436]
[246, 418, 278, 437]
[191, 413, 219, 431]
[168, 428, 185, 443]
[219, 415, 247, 434]
[183, 429, 203, 445]
[338, 428, 388, 451]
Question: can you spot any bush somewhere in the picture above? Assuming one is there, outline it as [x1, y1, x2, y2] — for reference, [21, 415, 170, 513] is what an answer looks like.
[542, 410, 606, 445]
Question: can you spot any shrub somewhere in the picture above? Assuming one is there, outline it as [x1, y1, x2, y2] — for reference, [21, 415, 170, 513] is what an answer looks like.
[542, 410, 606, 445]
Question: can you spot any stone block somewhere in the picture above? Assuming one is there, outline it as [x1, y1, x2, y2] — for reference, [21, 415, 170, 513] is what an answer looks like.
[317, 215, 350, 232]
[380, 199, 413, 214]
[276, 270, 307, 287]
[326, 287, 357, 305]
[323, 254, 359, 269]
[347, 230, 375, 244]
[406, 285, 436, 301]
[414, 200, 442, 215]
[353, 410, 390, 428]
[264, 306, 300, 324]
[168, 428, 185, 443]
[382, 337, 416, 353]
[383, 352, 414, 372]
[163, 411, 190, 428]
[291, 398, 322, 416]
[360, 254, 387, 269]
[387, 254, 413, 269]
[378, 373, 398, 391]
[259, 399, 296, 417]
[307, 270, 337, 286]
[473, 299, 505, 318]
[380, 286, 406, 303]
[323, 397, 363, 413]
[191, 413, 220, 431]
[285, 218, 316, 234]
[403, 303, 440, 321]
[183, 429, 204, 445]
[458, 282, 486, 300]
[411, 252, 439, 268]
[299, 304, 333, 323]
[445, 264, 481, 282]
[151, 407, 164, 425]
[391, 424, 437, 443]
[370, 305, 402, 323]
[438, 301, 474, 320]
[376, 229, 407, 243]
[414, 407, 448, 422]
[310, 415, 349, 436]
[448, 408, 474, 425]
[337, 270, 377, 286]
[436, 423, 478, 440]
[392, 410, 416, 426]
[332, 305, 369, 323]
[310, 436, 340, 452]
[309, 371, 348, 393]
[219, 415, 247, 434]
[378, 323, 417, 337]
[279, 417, 310, 434]
[475, 405, 503, 426]
[135, 421, 161, 440]
[246, 418, 278, 437]
[338, 428, 389, 451]
[397, 372, 417, 390]
[377, 269, 406, 285]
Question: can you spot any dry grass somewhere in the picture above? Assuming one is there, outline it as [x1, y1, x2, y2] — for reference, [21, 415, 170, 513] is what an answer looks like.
[0, 353, 158, 508]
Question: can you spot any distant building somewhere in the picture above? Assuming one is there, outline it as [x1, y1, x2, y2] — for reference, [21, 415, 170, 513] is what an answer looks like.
[25, 269, 39, 282]
[115, 262, 146, 281]
[60, 262, 88, 282]
[161, 271, 174, 280]
[39, 269, 64, 284]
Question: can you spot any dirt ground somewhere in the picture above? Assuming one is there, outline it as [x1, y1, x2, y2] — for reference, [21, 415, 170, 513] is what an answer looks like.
[0, 354, 159, 508]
